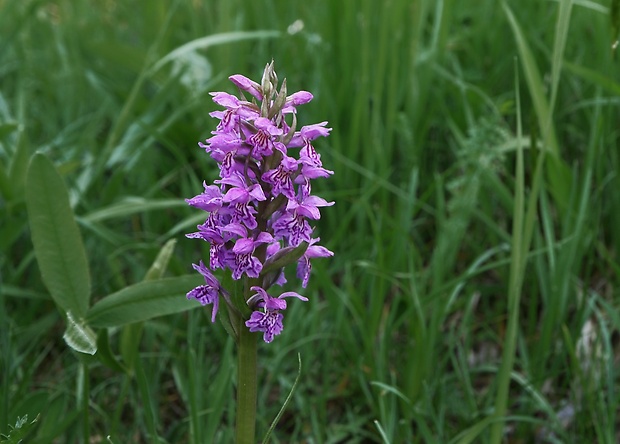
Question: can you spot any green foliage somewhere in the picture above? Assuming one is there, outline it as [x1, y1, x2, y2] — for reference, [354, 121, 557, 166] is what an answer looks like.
[86, 276, 203, 328]
[1, 0, 619, 442]
[0, 415, 39, 444]
[25, 153, 91, 319]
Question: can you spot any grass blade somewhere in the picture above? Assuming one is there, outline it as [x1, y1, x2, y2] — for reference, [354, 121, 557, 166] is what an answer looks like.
[261, 353, 303, 444]
[489, 58, 526, 444]
[503, 1, 572, 210]
[148, 30, 281, 74]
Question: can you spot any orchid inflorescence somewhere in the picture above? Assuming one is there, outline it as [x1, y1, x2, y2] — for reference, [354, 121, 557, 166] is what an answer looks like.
[186, 61, 334, 343]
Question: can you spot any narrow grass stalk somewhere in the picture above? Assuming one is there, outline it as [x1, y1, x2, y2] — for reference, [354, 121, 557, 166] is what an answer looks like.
[262, 354, 302, 443]
[79, 362, 90, 444]
[134, 357, 159, 440]
[489, 61, 526, 444]
[235, 321, 258, 444]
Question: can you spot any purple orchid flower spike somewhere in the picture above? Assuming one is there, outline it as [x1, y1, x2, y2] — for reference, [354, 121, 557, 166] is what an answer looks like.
[185, 61, 333, 342]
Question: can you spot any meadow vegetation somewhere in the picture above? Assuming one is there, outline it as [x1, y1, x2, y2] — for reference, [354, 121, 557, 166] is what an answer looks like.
[1, 0, 619, 442]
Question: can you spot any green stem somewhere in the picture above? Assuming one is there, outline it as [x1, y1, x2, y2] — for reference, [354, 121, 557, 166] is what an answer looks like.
[80, 362, 90, 444]
[235, 318, 258, 444]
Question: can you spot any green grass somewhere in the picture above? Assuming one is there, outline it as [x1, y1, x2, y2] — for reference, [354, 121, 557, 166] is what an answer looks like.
[1, 0, 620, 442]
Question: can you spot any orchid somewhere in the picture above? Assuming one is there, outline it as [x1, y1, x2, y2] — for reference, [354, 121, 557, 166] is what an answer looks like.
[186, 60, 333, 342]
[185, 60, 334, 444]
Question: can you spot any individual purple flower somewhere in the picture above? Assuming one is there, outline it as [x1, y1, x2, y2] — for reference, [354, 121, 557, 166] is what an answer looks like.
[290, 195, 334, 219]
[185, 182, 223, 212]
[248, 117, 284, 157]
[262, 154, 298, 199]
[297, 238, 334, 288]
[186, 261, 222, 322]
[245, 286, 308, 343]
[295, 161, 334, 198]
[299, 139, 323, 167]
[224, 224, 273, 279]
[199, 132, 252, 178]
[186, 213, 234, 270]
[289, 122, 331, 145]
[200, 132, 248, 157]
[273, 195, 334, 245]
[216, 173, 266, 229]
[210, 92, 260, 118]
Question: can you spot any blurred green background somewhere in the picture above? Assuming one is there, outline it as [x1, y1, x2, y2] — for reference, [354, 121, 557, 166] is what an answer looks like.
[1, 0, 620, 442]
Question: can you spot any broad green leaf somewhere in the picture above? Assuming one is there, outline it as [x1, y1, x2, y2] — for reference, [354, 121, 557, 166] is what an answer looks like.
[25, 153, 91, 318]
[86, 275, 204, 328]
[63, 311, 97, 355]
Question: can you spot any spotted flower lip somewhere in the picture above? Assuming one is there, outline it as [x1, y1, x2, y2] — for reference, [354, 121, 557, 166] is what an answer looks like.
[186, 61, 333, 342]
[262, 155, 298, 200]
